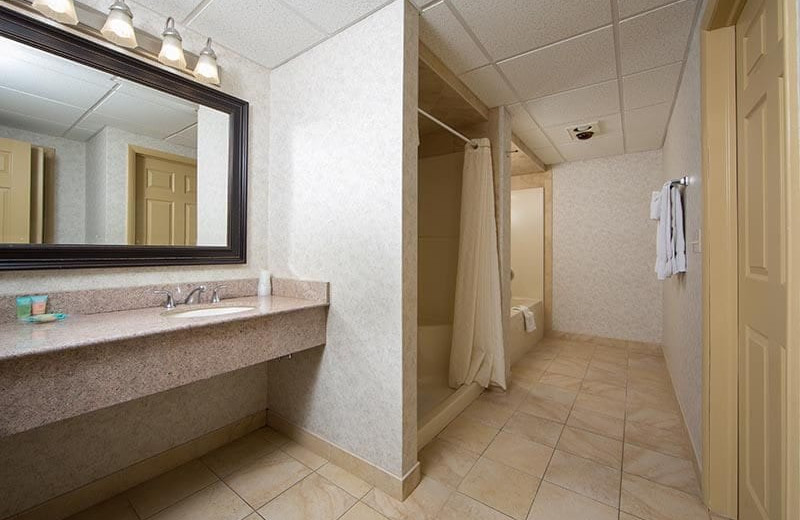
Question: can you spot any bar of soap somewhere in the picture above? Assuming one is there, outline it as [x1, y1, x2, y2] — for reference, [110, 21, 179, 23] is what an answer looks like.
[22, 313, 67, 324]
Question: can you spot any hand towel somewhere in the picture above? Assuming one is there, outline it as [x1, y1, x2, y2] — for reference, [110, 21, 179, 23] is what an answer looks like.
[655, 182, 674, 280]
[672, 184, 687, 273]
[512, 305, 536, 333]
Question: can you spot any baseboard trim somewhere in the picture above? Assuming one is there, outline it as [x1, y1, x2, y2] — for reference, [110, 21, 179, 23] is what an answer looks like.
[8, 411, 266, 520]
[266, 411, 421, 501]
[547, 330, 663, 355]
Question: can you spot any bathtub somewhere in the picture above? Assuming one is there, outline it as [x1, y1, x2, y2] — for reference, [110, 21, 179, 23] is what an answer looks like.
[509, 298, 544, 365]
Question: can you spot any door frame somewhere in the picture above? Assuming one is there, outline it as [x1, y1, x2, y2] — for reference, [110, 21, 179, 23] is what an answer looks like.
[126, 145, 197, 245]
[701, 0, 800, 518]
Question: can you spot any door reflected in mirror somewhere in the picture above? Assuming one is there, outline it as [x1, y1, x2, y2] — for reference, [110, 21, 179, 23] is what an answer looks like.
[0, 35, 230, 247]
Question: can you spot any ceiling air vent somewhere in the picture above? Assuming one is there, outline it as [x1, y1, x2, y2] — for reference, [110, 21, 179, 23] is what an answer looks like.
[566, 121, 599, 142]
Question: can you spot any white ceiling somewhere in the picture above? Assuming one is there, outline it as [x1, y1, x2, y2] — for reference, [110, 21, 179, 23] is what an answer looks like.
[419, 0, 701, 164]
[0, 36, 198, 146]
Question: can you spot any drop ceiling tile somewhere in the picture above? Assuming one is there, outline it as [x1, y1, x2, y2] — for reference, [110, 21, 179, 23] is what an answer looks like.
[544, 113, 622, 145]
[524, 80, 619, 127]
[619, 0, 697, 75]
[420, 2, 489, 75]
[0, 87, 86, 125]
[93, 86, 198, 138]
[166, 123, 198, 148]
[131, 0, 201, 21]
[557, 134, 624, 162]
[619, 0, 677, 19]
[533, 146, 564, 165]
[448, 0, 612, 61]
[64, 126, 100, 141]
[189, 0, 326, 69]
[459, 65, 518, 108]
[0, 109, 72, 138]
[499, 27, 617, 100]
[622, 61, 683, 110]
[515, 124, 551, 149]
[507, 103, 539, 134]
[287, 0, 389, 34]
[624, 101, 672, 152]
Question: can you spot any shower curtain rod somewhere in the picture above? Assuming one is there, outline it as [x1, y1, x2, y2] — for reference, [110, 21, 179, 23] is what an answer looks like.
[418, 108, 479, 149]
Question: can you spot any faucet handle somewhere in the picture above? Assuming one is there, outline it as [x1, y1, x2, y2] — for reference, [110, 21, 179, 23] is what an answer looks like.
[154, 289, 175, 309]
[211, 285, 228, 304]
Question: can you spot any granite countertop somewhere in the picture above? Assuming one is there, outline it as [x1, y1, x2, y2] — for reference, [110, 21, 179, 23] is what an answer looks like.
[0, 295, 328, 362]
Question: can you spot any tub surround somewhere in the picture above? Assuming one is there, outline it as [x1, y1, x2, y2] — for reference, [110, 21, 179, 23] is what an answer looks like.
[0, 279, 329, 437]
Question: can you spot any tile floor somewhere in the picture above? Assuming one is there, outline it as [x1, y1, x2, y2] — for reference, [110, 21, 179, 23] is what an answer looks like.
[70, 336, 712, 520]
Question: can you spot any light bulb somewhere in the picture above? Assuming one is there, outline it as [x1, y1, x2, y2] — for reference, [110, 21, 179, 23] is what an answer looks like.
[32, 0, 79, 25]
[193, 38, 220, 85]
[101, 0, 137, 49]
[158, 17, 187, 69]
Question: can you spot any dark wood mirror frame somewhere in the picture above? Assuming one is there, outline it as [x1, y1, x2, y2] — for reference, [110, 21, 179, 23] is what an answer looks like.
[0, 6, 248, 270]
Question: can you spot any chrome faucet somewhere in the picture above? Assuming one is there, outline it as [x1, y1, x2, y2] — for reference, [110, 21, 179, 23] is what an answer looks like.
[183, 285, 207, 305]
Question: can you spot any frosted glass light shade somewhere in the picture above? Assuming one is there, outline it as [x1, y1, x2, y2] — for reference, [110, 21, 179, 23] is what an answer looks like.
[101, 1, 137, 49]
[32, 0, 79, 25]
[193, 38, 220, 85]
[158, 17, 186, 69]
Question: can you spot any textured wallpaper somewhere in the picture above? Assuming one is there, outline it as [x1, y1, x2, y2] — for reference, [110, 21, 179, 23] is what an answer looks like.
[553, 150, 664, 343]
[662, 25, 703, 464]
[267, 0, 415, 478]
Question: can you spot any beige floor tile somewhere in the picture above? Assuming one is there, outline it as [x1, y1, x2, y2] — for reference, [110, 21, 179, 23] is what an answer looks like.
[317, 462, 373, 499]
[527, 481, 618, 520]
[503, 412, 564, 447]
[282, 441, 328, 470]
[519, 384, 576, 424]
[573, 393, 626, 420]
[580, 380, 626, 402]
[566, 409, 624, 440]
[515, 356, 554, 372]
[558, 345, 595, 361]
[514, 366, 547, 385]
[478, 382, 530, 409]
[202, 430, 280, 477]
[620, 473, 709, 520]
[625, 420, 693, 460]
[419, 438, 479, 489]
[556, 427, 622, 469]
[262, 427, 291, 446]
[458, 458, 540, 520]
[546, 358, 589, 379]
[149, 481, 252, 520]
[619, 513, 644, 519]
[461, 399, 516, 428]
[623, 444, 700, 496]
[243, 514, 262, 520]
[258, 473, 356, 520]
[483, 431, 553, 478]
[626, 386, 679, 411]
[538, 372, 583, 392]
[543, 450, 620, 507]
[67, 496, 139, 520]
[362, 476, 451, 520]
[438, 416, 499, 454]
[127, 460, 218, 519]
[588, 357, 628, 375]
[625, 404, 685, 434]
[340, 502, 389, 520]
[584, 366, 627, 387]
[437, 492, 514, 520]
[223, 450, 312, 509]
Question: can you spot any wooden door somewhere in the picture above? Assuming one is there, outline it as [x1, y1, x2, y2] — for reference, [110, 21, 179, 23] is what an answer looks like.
[134, 153, 197, 246]
[737, 0, 787, 517]
[0, 137, 31, 244]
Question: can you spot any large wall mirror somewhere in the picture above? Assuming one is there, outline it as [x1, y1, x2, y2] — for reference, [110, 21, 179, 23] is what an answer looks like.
[0, 6, 248, 270]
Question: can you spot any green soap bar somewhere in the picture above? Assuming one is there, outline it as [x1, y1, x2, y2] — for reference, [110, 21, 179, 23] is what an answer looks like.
[22, 313, 67, 324]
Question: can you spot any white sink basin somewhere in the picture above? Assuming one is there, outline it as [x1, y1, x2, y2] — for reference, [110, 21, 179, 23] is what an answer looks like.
[165, 306, 256, 319]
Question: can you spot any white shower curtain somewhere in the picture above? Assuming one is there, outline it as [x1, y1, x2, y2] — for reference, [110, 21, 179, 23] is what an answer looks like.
[449, 138, 507, 391]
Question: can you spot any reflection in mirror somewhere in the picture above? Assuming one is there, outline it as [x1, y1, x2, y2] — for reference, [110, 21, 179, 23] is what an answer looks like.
[0, 35, 230, 247]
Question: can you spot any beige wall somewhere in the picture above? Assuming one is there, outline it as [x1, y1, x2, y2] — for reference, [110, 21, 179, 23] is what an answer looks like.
[552, 150, 664, 343]
[511, 187, 544, 302]
[418, 151, 462, 326]
[662, 23, 703, 465]
[0, 3, 271, 517]
[266, 0, 418, 478]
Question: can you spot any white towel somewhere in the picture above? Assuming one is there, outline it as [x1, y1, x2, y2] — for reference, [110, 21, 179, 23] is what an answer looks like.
[649, 191, 661, 220]
[512, 305, 536, 333]
[655, 182, 673, 280]
[672, 185, 687, 273]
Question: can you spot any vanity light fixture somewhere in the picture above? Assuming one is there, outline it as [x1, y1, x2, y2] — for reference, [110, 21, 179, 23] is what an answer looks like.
[158, 17, 187, 69]
[101, 0, 137, 49]
[193, 38, 220, 85]
[32, 0, 79, 25]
